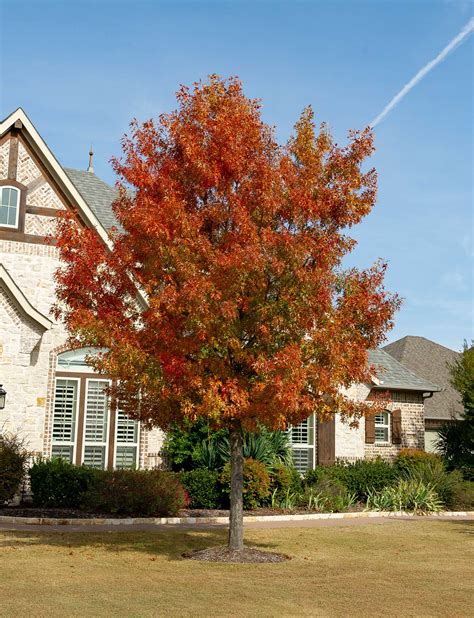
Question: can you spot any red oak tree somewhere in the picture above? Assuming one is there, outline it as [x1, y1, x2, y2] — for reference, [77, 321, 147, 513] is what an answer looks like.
[54, 76, 400, 551]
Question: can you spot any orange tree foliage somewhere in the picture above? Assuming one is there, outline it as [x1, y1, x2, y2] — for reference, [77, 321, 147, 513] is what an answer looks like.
[54, 76, 400, 432]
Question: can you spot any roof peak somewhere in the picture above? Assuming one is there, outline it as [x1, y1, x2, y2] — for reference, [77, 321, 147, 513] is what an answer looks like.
[385, 335, 458, 354]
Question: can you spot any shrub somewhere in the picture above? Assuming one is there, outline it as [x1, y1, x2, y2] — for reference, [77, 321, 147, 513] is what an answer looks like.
[367, 479, 442, 514]
[449, 480, 474, 510]
[29, 458, 98, 508]
[299, 478, 357, 513]
[403, 460, 464, 508]
[394, 449, 442, 473]
[161, 419, 226, 471]
[304, 459, 397, 501]
[0, 432, 29, 505]
[221, 458, 270, 510]
[163, 419, 294, 471]
[180, 469, 223, 509]
[82, 469, 189, 516]
[269, 463, 302, 500]
[435, 421, 474, 477]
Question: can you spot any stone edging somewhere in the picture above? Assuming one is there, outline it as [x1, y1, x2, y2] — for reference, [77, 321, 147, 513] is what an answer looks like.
[0, 510, 472, 526]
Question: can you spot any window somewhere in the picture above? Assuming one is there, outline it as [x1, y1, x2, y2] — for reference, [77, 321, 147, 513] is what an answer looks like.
[375, 411, 390, 443]
[51, 348, 140, 469]
[83, 380, 110, 469]
[51, 378, 79, 462]
[0, 186, 20, 228]
[289, 415, 315, 473]
[115, 409, 139, 469]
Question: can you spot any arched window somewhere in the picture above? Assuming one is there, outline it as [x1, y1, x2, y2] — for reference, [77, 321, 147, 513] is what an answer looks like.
[52, 348, 139, 469]
[0, 186, 20, 228]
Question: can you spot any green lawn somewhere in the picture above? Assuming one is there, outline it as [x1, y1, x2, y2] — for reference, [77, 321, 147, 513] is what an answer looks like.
[0, 520, 472, 617]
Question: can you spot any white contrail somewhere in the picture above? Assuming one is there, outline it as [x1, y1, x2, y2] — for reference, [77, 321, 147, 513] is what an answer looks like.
[370, 18, 474, 128]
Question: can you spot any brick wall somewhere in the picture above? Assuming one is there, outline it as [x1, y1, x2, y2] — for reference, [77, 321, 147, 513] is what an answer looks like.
[364, 391, 425, 460]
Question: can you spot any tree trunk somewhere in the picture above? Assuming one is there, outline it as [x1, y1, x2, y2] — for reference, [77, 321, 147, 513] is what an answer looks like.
[228, 419, 244, 550]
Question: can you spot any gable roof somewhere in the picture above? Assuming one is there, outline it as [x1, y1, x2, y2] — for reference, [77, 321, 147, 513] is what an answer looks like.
[0, 108, 113, 248]
[0, 264, 52, 330]
[64, 168, 119, 231]
[0, 108, 147, 309]
[383, 336, 463, 420]
[368, 348, 440, 393]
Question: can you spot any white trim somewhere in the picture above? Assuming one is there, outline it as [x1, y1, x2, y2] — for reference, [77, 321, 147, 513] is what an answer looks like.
[0, 108, 148, 310]
[51, 376, 80, 463]
[82, 378, 111, 469]
[113, 408, 140, 469]
[0, 109, 111, 247]
[375, 410, 391, 444]
[0, 185, 20, 228]
[0, 263, 52, 330]
[288, 413, 316, 472]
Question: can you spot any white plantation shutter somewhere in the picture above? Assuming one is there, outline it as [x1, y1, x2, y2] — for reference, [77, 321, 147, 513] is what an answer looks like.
[289, 415, 315, 473]
[83, 380, 110, 468]
[52, 379, 79, 462]
[115, 409, 139, 469]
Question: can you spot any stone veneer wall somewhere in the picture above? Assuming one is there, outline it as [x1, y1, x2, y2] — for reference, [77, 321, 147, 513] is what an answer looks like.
[0, 135, 164, 468]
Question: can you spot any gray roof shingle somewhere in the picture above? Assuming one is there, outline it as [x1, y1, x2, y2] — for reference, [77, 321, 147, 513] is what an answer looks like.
[368, 348, 440, 393]
[64, 168, 119, 230]
[383, 336, 462, 420]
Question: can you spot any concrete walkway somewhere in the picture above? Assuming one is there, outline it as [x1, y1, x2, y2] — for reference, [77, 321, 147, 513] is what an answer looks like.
[0, 513, 472, 533]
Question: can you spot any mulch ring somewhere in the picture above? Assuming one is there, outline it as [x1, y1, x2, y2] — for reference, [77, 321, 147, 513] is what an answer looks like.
[182, 545, 291, 563]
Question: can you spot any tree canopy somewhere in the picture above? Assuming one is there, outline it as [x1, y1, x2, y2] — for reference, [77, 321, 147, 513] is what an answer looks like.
[54, 75, 399, 435]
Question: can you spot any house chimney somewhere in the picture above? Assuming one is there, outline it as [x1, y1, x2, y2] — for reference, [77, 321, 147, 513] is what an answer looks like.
[87, 146, 94, 173]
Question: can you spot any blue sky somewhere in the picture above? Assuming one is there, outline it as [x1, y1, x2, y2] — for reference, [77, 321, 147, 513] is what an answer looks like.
[1, 0, 472, 351]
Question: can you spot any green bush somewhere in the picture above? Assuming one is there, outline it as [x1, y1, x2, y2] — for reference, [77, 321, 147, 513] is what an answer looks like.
[394, 449, 443, 473]
[82, 469, 189, 516]
[402, 460, 463, 508]
[29, 458, 98, 508]
[367, 479, 443, 514]
[269, 463, 302, 499]
[162, 419, 294, 471]
[435, 422, 474, 478]
[449, 480, 474, 510]
[221, 458, 270, 510]
[180, 468, 223, 509]
[0, 433, 28, 505]
[161, 419, 227, 472]
[304, 459, 397, 500]
[299, 478, 356, 513]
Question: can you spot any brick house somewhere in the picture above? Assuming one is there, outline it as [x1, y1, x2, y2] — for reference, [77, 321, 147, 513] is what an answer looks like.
[383, 336, 463, 452]
[0, 109, 439, 474]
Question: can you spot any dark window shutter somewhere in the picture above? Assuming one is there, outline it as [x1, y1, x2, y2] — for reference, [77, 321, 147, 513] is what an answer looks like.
[365, 414, 375, 444]
[317, 416, 336, 465]
[391, 409, 402, 444]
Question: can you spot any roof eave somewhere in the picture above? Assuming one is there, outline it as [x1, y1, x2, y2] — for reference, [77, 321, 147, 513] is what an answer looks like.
[371, 384, 441, 394]
[0, 264, 52, 330]
[0, 108, 148, 311]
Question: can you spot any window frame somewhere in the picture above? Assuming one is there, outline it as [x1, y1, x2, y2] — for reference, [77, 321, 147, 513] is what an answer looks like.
[81, 378, 111, 470]
[374, 410, 391, 444]
[113, 407, 140, 470]
[52, 348, 141, 470]
[51, 376, 80, 463]
[288, 414, 316, 473]
[0, 185, 20, 229]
